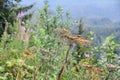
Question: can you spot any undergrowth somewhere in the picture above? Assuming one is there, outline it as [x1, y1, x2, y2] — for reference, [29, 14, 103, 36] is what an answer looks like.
[0, 2, 120, 80]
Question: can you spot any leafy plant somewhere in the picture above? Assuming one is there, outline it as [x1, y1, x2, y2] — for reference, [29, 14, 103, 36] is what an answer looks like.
[0, 1, 120, 80]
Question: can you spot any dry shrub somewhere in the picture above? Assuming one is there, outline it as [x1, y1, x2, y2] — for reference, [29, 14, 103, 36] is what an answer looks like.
[82, 64, 103, 80]
[23, 50, 34, 57]
[61, 34, 91, 46]
[17, 22, 31, 48]
[105, 63, 119, 69]
[55, 28, 69, 35]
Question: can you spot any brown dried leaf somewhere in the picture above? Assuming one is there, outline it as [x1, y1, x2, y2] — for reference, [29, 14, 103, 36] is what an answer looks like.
[23, 50, 34, 57]
[61, 34, 91, 45]
[55, 28, 69, 34]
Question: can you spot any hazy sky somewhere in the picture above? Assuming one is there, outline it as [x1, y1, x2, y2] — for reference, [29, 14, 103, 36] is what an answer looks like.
[21, 0, 120, 21]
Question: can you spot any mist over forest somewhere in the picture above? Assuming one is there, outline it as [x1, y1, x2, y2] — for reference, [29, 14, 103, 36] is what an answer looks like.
[0, 0, 120, 80]
[23, 0, 120, 44]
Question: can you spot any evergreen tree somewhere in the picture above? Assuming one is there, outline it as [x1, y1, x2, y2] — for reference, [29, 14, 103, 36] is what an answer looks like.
[78, 18, 84, 35]
[0, 0, 34, 25]
[0, 0, 34, 36]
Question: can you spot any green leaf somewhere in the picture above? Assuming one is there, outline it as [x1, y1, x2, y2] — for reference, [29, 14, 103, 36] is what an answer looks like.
[89, 31, 94, 35]
[0, 67, 4, 72]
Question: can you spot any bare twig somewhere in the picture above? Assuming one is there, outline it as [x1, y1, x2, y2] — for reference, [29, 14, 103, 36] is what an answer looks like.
[58, 46, 71, 80]
[58, 65, 65, 80]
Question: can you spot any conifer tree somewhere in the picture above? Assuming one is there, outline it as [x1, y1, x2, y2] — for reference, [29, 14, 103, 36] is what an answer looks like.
[0, 0, 34, 36]
[0, 0, 34, 25]
[78, 18, 84, 35]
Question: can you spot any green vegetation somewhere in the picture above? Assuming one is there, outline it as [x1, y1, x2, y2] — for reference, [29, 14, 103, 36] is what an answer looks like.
[0, 0, 34, 37]
[0, 0, 34, 23]
[0, 1, 120, 80]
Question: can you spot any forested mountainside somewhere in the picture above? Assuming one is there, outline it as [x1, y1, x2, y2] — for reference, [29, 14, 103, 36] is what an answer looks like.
[72, 18, 120, 44]
[86, 26, 120, 44]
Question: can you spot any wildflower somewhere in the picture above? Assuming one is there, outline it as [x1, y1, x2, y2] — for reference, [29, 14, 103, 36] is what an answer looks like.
[21, 26, 26, 31]
[17, 11, 24, 18]
[84, 54, 90, 58]
[13, 32, 17, 34]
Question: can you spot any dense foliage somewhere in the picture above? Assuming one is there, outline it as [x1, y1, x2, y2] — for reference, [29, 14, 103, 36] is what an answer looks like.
[0, 0, 34, 37]
[0, 1, 120, 80]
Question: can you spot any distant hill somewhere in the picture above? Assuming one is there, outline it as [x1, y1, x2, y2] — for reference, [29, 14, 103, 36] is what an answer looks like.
[85, 18, 113, 27]
[71, 18, 120, 44]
